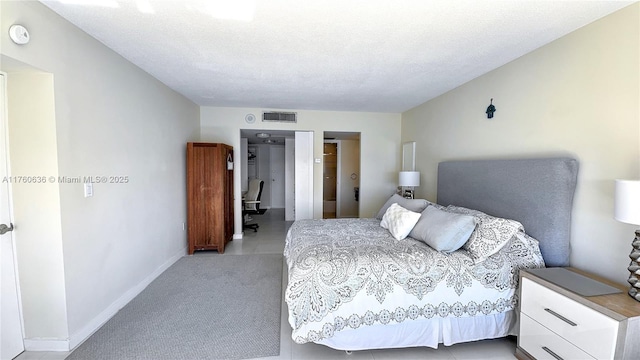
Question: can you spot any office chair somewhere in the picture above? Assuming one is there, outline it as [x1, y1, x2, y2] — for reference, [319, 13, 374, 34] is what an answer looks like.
[243, 179, 264, 232]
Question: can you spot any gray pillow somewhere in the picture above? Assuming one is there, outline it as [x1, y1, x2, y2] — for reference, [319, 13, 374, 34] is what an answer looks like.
[375, 194, 430, 220]
[409, 206, 476, 253]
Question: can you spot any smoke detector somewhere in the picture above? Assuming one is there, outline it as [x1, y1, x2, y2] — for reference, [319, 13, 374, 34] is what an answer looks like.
[9, 24, 29, 45]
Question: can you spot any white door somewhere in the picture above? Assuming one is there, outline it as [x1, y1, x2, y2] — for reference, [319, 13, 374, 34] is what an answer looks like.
[294, 131, 313, 220]
[0, 73, 24, 359]
[270, 146, 285, 208]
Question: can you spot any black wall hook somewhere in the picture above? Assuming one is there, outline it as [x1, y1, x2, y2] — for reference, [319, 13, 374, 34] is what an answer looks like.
[486, 98, 496, 119]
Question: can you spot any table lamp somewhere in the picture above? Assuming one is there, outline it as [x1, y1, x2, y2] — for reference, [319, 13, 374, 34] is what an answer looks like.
[614, 179, 640, 301]
[399, 171, 420, 199]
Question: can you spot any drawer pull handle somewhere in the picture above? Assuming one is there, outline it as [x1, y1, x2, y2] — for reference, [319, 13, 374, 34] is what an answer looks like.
[544, 308, 577, 326]
[542, 346, 565, 360]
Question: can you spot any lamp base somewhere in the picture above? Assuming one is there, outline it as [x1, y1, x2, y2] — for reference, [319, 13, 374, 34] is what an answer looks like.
[403, 189, 414, 199]
[627, 230, 640, 302]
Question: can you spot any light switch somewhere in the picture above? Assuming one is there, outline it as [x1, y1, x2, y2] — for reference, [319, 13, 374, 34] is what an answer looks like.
[84, 182, 93, 197]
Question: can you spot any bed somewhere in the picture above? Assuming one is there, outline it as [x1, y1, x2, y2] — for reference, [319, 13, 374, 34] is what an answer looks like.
[284, 157, 579, 351]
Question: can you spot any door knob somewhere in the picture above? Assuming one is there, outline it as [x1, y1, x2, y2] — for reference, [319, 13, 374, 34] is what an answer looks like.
[0, 223, 14, 235]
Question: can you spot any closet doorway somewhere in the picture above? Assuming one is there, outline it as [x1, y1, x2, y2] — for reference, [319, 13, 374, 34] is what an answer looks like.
[240, 130, 291, 214]
[323, 132, 360, 219]
[240, 129, 313, 222]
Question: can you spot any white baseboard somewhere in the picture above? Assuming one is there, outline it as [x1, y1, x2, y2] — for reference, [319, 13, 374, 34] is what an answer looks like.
[24, 338, 70, 352]
[66, 247, 187, 350]
[233, 233, 243, 240]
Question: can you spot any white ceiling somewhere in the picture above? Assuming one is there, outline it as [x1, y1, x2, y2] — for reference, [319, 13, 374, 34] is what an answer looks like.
[41, 0, 633, 113]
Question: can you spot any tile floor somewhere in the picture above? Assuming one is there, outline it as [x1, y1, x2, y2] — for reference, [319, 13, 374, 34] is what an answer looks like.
[16, 209, 517, 360]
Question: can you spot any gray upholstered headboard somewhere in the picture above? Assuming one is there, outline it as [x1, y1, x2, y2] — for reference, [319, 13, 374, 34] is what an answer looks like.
[437, 157, 578, 267]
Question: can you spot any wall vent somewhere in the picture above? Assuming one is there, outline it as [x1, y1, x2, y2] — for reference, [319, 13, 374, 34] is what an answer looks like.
[262, 111, 297, 123]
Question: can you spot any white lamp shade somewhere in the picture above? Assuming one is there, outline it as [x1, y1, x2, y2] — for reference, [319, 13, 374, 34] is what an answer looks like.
[399, 171, 420, 187]
[615, 179, 640, 225]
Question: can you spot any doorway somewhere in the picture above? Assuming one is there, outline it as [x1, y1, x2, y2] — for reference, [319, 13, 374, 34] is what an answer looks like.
[240, 130, 291, 213]
[323, 132, 360, 219]
[240, 129, 313, 224]
[323, 142, 338, 218]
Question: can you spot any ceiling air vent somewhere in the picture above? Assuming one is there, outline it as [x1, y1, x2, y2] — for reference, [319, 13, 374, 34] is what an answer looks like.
[262, 111, 297, 123]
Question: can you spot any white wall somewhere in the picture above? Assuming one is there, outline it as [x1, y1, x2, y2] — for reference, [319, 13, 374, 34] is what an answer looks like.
[1, 1, 200, 349]
[285, 138, 295, 220]
[200, 107, 401, 235]
[240, 138, 248, 192]
[402, 4, 639, 284]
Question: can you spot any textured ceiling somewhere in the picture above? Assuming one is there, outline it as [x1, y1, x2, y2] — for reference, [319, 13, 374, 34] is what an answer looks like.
[41, 0, 633, 113]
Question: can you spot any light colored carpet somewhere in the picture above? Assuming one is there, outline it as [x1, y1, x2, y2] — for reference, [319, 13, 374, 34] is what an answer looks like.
[67, 254, 283, 360]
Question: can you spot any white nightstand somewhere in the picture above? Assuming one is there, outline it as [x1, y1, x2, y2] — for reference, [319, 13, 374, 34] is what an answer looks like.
[516, 267, 640, 360]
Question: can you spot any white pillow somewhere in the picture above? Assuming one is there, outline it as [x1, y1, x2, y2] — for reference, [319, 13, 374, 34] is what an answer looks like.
[380, 203, 421, 240]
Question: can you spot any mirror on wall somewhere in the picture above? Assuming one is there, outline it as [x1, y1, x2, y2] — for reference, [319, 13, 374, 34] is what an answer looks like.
[402, 141, 416, 171]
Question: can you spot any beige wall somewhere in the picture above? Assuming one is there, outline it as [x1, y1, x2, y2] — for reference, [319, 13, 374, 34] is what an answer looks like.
[402, 4, 640, 284]
[6, 72, 69, 342]
[200, 107, 401, 234]
[1, 1, 200, 349]
[2, 0, 634, 350]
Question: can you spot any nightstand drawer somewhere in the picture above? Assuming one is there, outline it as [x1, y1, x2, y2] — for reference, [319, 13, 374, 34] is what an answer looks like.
[520, 313, 595, 360]
[521, 277, 618, 359]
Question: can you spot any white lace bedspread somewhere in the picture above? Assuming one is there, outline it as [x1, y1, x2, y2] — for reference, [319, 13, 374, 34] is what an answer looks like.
[284, 218, 545, 344]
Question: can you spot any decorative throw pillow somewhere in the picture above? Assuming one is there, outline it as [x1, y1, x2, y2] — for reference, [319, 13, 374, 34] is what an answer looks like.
[409, 206, 476, 253]
[380, 203, 422, 240]
[376, 194, 430, 220]
[446, 205, 524, 263]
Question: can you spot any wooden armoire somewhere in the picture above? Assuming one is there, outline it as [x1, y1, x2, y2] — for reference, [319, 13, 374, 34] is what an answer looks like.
[187, 142, 234, 254]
